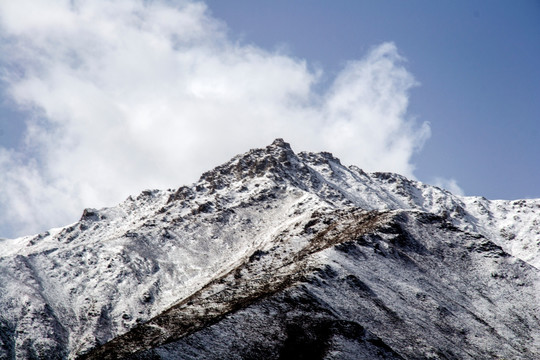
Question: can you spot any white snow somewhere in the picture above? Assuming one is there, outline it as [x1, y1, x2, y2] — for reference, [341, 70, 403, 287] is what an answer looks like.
[0, 139, 538, 359]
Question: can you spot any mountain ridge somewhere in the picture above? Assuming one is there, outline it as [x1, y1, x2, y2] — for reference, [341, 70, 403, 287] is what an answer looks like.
[0, 139, 538, 359]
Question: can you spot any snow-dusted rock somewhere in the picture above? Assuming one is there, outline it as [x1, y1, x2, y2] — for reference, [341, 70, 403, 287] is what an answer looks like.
[0, 139, 538, 359]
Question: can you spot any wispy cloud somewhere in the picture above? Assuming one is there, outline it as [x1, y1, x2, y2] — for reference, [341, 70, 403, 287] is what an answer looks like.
[0, 0, 430, 237]
[433, 177, 465, 196]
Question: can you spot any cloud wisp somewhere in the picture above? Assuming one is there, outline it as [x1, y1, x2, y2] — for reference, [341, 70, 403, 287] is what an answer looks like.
[0, 0, 430, 238]
[433, 178, 465, 197]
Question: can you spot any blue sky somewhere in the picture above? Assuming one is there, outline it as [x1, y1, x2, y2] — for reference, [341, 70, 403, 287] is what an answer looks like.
[204, 0, 540, 199]
[0, 0, 538, 238]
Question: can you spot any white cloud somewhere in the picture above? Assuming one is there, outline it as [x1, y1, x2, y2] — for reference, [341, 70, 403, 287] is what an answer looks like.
[0, 0, 430, 238]
[433, 177, 465, 196]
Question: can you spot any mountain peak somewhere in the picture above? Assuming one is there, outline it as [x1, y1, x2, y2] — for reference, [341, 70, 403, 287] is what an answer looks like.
[1, 140, 539, 360]
[195, 138, 300, 192]
[268, 137, 292, 150]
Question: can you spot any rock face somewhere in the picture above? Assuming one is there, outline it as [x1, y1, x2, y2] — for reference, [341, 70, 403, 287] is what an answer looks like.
[0, 139, 539, 359]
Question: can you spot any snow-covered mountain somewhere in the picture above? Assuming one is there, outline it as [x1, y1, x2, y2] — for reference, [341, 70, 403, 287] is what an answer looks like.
[0, 139, 538, 359]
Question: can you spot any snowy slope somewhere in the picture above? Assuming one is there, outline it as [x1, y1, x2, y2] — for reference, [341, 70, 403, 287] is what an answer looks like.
[0, 139, 538, 359]
[122, 210, 540, 360]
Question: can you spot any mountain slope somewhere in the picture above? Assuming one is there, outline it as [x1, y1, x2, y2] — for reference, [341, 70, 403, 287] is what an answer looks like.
[86, 209, 540, 360]
[0, 139, 538, 359]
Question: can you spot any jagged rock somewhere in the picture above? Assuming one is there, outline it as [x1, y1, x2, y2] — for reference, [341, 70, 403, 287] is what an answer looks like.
[0, 139, 539, 359]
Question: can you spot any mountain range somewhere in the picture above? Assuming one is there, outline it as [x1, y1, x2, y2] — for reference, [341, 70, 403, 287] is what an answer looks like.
[0, 139, 538, 359]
